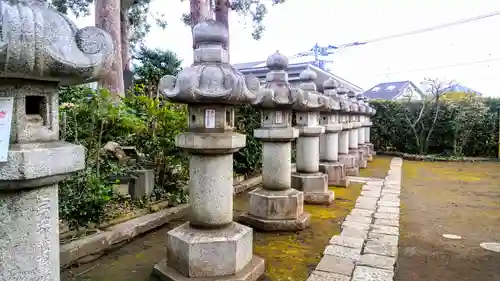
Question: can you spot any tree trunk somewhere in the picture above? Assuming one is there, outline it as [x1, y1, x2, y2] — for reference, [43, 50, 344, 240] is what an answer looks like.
[190, 0, 213, 49]
[95, 0, 125, 99]
[120, 9, 130, 71]
[215, 0, 229, 51]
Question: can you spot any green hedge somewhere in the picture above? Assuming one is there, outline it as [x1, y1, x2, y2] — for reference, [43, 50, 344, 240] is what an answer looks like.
[370, 97, 500, 157]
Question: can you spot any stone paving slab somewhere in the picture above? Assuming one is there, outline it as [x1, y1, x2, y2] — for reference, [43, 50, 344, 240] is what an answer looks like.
[309, 157, 402, 281]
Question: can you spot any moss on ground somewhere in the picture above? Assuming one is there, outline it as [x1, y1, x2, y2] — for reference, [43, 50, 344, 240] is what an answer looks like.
[238, 184, 363, 281]
[359, 155, 392, 178]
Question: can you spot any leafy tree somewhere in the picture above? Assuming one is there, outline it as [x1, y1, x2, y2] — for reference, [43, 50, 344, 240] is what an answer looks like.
[133, 47, 183, 96]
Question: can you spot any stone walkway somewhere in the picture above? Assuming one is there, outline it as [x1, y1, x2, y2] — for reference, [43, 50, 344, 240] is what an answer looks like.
[307, 157, 402, 281]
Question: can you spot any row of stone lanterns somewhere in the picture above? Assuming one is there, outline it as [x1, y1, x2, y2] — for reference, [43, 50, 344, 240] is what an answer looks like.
[154, 20, 375, 281]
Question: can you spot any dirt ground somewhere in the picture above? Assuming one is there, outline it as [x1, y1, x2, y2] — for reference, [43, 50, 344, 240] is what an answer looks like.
[396, 160, 500, 281]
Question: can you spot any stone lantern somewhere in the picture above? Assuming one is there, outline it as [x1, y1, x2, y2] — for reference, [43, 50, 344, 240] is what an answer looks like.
[240, 51, 310, 231]
[0, 1, 113, 280]
[347, 91, 367, 170]
[290, 68, 333, 204]
[318, 78, 349, 187]
[364, 96, 376, 160]
[355, 94, 369, 168]
[155, 20, 264, 280]
[336, 85, 359, 176]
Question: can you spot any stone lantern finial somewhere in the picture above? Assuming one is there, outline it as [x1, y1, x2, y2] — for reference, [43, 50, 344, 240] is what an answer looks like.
[159, 20, 257, 105]
[253, 51, 298, 109]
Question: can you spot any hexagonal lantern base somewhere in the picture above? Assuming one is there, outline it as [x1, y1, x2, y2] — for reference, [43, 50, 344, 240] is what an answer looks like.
[239, 188, 310, 231]
[339, 153, 359, 177]
[291, 172, 333, 204]
[153, 222, 264, 281]
[319, 162, 349, 187]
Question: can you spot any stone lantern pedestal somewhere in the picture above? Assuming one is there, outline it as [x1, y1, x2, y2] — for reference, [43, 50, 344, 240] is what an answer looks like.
[153, 20, 264, 281]
[364, 97, 375, 161]
[347, 91, 367, 170]
[290, 69, 333, 204]
[240, 51, 310, 231]
[318, 78, 349, 187]
[0, 2, 113, 280]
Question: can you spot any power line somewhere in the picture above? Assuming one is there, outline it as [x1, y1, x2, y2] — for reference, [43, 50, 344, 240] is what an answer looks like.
[374, 57, 500, 76]
[293, 9, 500, 61]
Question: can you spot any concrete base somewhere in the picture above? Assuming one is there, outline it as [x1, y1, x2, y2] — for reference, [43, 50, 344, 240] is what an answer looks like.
[356, 149, 368, 169]
[153, 255, 265, 281]
[319, 162, 349, 187]
[339, 153, 359, 176]
[291, 172, 332, 204]
[239, 212, 311, 232]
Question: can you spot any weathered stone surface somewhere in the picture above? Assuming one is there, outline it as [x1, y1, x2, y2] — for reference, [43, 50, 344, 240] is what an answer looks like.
[247, 188, 304, 220]
[351, 265, 394, 281]
[341, 221, 370, 230]
[373, 218, 399, 227]
[368, 233, 399, 245]
[316, 255, 355, 276]
[323, 245, 361, 260]
[377, 206, 399, 214]
[345, 214, 372, 224]
[166, 222, 253, 277]
[377, 200, 399, 208]
[364, 240, 398, 257]
[357, 254, 396, 270]
[350, 208, 375, 217]
[329, 235, 365, 249]
[239, 212, 310, 232]
[306, 270, 351, 281]
[374, 212, 399, 220]
[355, 201, 377, 210]
[153, 255, 265, 281]
[360, 190, 380, 198]
[371, 225, 399, 236]
[341, 227, 368, 239]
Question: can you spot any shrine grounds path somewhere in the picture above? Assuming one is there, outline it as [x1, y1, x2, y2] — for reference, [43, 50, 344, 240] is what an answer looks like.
[396, 160, 500, 281]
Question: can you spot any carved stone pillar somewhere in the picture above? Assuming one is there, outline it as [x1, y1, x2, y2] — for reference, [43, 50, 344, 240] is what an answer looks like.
[347, 91, 366, 170]
[240, 51, 310, 231]
[154, 20, 264, 281]
[318, 78, 349, 187]
[364, 96, 375, 160]
[0, 1, 113, 280]
[290, 69, 333, 204]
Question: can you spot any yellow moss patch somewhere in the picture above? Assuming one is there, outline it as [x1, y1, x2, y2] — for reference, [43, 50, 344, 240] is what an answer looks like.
[359, 156, 392, 178]
[251, 184, 363, 281]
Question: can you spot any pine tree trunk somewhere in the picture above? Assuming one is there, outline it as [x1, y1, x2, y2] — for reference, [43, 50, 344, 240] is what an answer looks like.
[95, 0, 125, 99]
[120, 9, 130, 71]
[215, 0, 229, 51]
[190, 0, 213, 49]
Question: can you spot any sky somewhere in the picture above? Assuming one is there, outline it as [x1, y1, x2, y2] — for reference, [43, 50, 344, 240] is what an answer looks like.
[71, 0, 500, 96]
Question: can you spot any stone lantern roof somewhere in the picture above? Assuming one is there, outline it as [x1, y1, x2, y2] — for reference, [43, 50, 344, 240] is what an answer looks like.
[0, 0, 113, 85]
[292, 68, 328, 112]
[252, 51, 299, 109]
[322, 78, 341, 112]
[159, 20, 258, 105]
[336, 85, 351, 113]
[356, 94, 368, 115]
[347, 91, 359, 113]
[363, 96, 376, 116]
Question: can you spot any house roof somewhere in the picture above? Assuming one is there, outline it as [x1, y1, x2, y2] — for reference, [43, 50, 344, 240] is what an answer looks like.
[441, 84, 482, 95]
[363, 80, 423, 100]
[234, 60, 364, 93]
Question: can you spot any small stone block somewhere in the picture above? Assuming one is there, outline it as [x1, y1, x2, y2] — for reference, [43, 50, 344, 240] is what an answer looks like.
[341, 221, 370, 230]
[355, 202, 377, 210]
[345, 215, 372, 224]
[304, 191, 335, 204]
[368, 233, 399, 245]
[363, 240, 398, 257]
[351, 265, 394, 281]
[374, 219, 399, 227]
[357, 254, 396, 270]
[152, 255, 265, 281]
[329, 235, 365, 249]
[350, 208, 374, 217]
[371, 225, 399, 236]
[316, 255, 355, 276]
[323, 245, 361, 260]
[306, 271, 351, 281]
[291, 172, 328, 194]
[374, 212, 399, 220]
[381, 189, 400, 195]
[356, 197, 378, 204]
[377, 206, 399, 214]
[360, 190, 380, 198]
[377, 201, 399, 208]
[319, 162, 348, 187]
[238, 212, 310, 232]
[340, 227, 368, 239]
